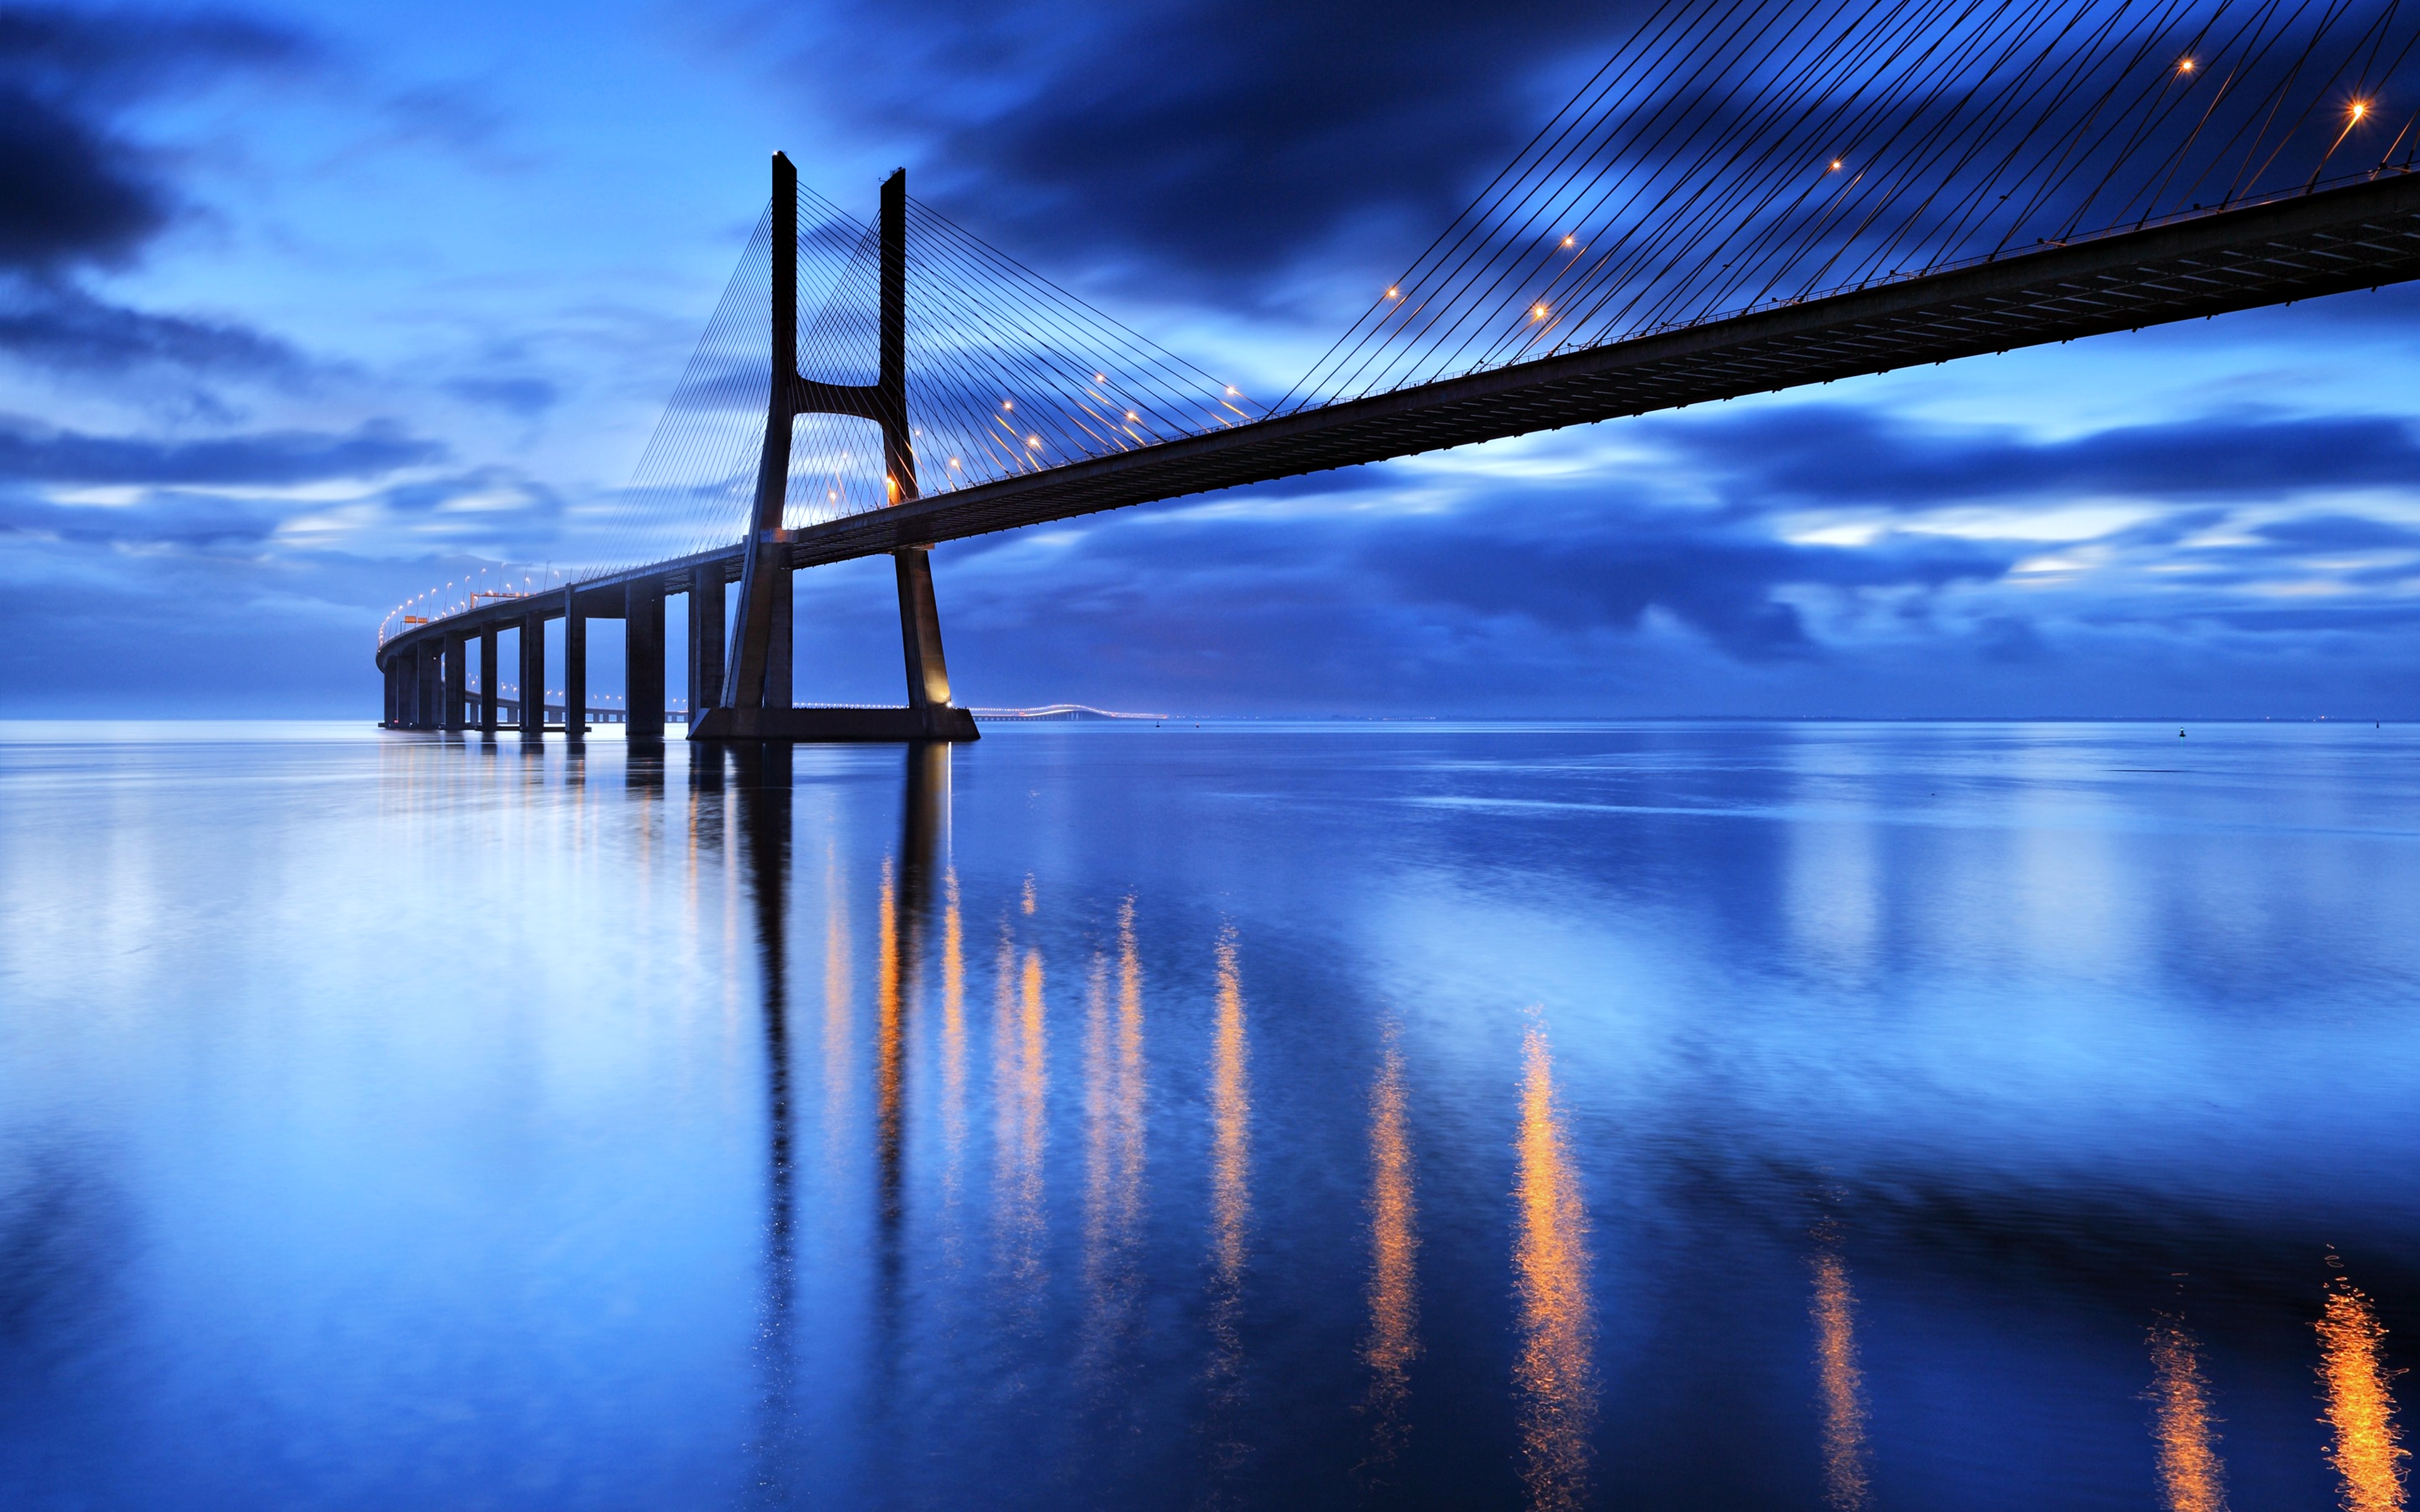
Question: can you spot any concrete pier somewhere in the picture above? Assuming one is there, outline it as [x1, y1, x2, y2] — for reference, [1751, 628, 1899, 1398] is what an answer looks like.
[442, 633, 468, 731]
[689, 566, 724, 718]
[626, 577, 666, 739]
[416, 640, 440, 729]
[479, 627, 498, 733]
[518, 613, 546, 739]
[563, 587, 588, 740]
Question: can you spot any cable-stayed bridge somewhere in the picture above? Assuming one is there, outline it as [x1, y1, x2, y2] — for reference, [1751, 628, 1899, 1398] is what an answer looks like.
[377, 0, 2420, 740]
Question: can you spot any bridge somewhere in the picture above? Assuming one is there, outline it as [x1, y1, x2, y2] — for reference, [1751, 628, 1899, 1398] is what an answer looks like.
[375, 0, 2420, 740]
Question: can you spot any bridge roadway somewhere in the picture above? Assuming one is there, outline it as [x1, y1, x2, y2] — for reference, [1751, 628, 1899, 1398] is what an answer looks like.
[379, 169, 2420, 707]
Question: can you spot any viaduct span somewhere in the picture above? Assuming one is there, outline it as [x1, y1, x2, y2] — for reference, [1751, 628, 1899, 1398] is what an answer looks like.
[374, 3, 2420, 738]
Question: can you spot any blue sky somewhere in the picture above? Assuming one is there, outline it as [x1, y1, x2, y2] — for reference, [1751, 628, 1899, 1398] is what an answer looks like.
[3, 0, 2419, 718]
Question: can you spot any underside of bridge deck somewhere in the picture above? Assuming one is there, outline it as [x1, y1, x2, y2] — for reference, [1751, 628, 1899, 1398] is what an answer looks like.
[781, 171, 2420, 568]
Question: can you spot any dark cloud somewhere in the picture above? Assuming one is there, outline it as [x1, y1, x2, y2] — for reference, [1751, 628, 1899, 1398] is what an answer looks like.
[0, 7, 308, 273]
[0, 84, 160, 270]
[0, 279, 305, 377]
[0, 9, 316, 391]
[771, 0, 1644, 291]
[1645, 405, 2420, 511]
[0, 416, 439, 486]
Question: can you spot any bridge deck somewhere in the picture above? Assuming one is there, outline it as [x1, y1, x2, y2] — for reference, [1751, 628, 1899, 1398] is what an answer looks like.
[381, 170, 2420, 664]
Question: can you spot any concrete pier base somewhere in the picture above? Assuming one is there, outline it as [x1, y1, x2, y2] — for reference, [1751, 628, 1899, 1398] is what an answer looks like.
[689, 704, 979, 742]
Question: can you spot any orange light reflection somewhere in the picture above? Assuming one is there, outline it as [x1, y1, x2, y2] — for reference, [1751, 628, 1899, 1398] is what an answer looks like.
[1361, 1025, 1419, 1475]
[1512, 1017, 1595, 1512]
[2147, 1314, 2226, 1512]
[2320, 1273, 2407, 1512]
[1811, 1228, 1870, 1511]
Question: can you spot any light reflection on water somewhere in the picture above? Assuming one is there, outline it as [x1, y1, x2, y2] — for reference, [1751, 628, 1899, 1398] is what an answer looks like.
[2147, 1312, 2227, 1512]
[7, 719, 2420, 1509]
[1512, 1014, 1595, 1512]
[2319, 1271, 2407, 1512]
[1359, 1022, 1419, 1484]
[1811, 1222, 1870, 1512]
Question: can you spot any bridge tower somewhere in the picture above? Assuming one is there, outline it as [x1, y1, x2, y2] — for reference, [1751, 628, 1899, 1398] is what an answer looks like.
[691, 154, 979, 743]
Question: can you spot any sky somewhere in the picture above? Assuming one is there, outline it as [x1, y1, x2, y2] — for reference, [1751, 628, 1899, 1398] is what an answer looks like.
[3, 0, 2420, 718]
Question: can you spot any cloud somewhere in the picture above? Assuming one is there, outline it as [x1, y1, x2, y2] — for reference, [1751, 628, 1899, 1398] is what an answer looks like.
[0, 7, 309, 274]
[0, 280, 307, 377]
[0, 488, 288, 548]
[756, 0, 1647, 293]
[0, 416, 439, 486]
[0, 84, 162, 271]
[1644, 405, 2420, 512]
[444, 375, 559, 417]
[0, 8, 320, 389]
[2251, 513, 2420, 551]
[896, 476, 2017, 714]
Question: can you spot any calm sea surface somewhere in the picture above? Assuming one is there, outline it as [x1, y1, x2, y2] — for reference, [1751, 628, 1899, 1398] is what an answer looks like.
[3, 719, 2418, 1510]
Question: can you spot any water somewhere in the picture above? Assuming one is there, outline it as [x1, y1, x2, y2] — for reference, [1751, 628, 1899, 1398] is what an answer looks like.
[3, 719, 2417, 1511]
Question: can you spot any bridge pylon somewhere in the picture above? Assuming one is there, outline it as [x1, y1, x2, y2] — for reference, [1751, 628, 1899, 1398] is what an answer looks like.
[691, 154, 979, 743]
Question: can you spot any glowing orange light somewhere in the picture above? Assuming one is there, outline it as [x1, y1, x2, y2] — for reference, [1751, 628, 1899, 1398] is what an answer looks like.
[2179, 58, 2195, 72]
[1531, 303, 1549, 319]
[2148, 1317, 2225, 1512]
[1562, 236, 1574, 247]
[2318, 1274, 2405, 1512]
[1361, 1025, 1417, 1471]
[2352, 100, 2371, 120]
[1002, 399, 1013, 410]
[1093, 373, 1105, 383]
[1126, 410, 1139, 421]
[1512, 1016, 1594, 1509]
[1386, 286, 1399, 297]
[1812, 1233, 1870, 1511]
[1226, 385, 1239, 395]
[1831, 159, 1843, 171]
[1027, 435, 1042, 449]
[948, 457, 961, 469]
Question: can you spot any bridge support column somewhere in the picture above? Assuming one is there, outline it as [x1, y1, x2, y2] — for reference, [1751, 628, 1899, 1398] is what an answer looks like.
[563, 587, 588, 740]
[688, 564, 724, 723]
[627, 577, 666, 739]
[766, 559, 791, 713]
[519, 613, 546, 740]
[415, 641, 440, 728]
[479, 627, 498, 733]
[442, 633, 468, 731]
[382, 659, 400, 728]
[894, 548, 974, 740]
